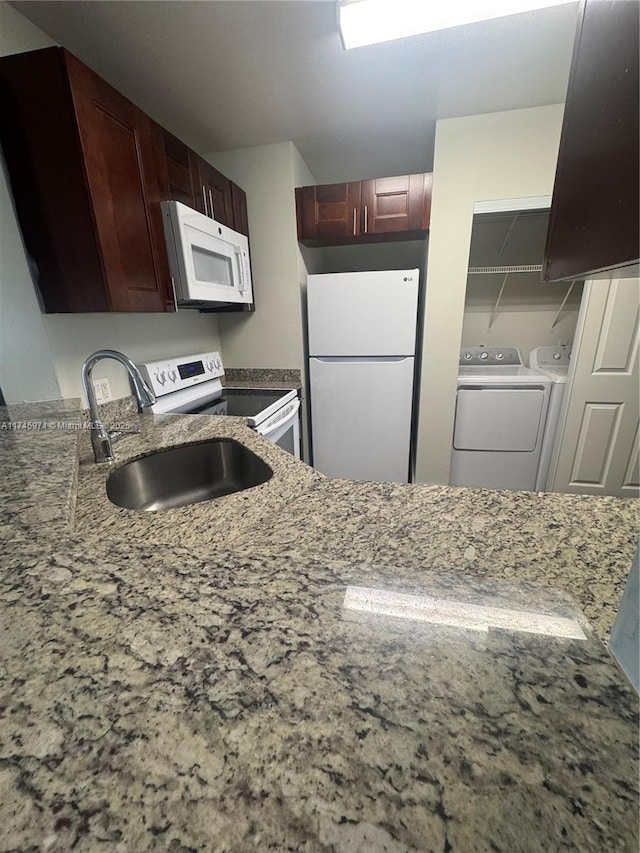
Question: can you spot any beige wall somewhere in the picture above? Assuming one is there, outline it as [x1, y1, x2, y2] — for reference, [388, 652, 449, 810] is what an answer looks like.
[207, 141, 316, 460]
[44, 312, 222, 401]
[206, 142, 307, 373]
[0, 1, 222, 404]
[0, 2, 60, 403]
[416, 104, 565, 484]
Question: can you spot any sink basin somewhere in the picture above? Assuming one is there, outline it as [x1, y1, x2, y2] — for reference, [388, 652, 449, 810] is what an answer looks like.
[106, 439, 273, 511]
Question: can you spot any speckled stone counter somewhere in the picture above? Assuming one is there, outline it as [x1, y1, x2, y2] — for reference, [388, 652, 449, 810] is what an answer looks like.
[1, 399, 639, 852]
[222, 366, 302, 390]
[1, 534, 638, 852]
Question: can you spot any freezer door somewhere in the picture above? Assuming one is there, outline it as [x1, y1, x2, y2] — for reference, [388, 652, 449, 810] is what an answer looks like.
[310, 356, 414, 481]
[307, 270, 419, 356]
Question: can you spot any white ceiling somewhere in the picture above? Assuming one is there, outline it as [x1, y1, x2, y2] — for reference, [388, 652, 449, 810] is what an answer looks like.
[10, 0, 579, 183]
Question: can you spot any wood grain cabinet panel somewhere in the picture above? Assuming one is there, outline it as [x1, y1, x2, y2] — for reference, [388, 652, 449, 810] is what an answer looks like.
[360, 173, 431, 236]
[195, 158, 234, 227]
[543, 0, 639, 281]
[159, 127, 198, 209]
[158, 130, 249, 236]
[231, 182, 250, 237]
[0, 47, 175, 313]
[296, 173, 431, 247]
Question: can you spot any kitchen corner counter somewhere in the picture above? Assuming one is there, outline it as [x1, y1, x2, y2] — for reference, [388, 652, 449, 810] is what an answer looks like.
[1, 399, 638, 852]
[222, 366, 303, 391]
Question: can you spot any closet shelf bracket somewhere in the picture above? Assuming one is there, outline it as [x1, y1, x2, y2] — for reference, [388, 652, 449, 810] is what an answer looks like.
[488, 272, 510, 330]
[550, 280, 577, 329]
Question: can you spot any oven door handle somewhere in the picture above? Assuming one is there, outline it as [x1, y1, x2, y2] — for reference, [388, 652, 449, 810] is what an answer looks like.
[255, 398, 300, 438]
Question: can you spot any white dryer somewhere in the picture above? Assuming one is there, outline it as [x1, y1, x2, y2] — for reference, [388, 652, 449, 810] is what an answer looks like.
[450, 347, 553, 491]
[529, 346, 572, 491]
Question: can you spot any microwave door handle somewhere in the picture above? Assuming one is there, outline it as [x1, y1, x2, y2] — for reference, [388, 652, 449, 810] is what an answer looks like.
[234, 246, 246, 292]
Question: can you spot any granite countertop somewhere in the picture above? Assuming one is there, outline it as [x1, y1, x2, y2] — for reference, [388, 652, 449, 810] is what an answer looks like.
[222, 366, 303, 391]
[1, 398, 638, 852]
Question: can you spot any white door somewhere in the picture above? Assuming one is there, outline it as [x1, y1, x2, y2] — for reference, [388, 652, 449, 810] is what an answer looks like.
[550, 278, 639, 497]
[307, 270, 419, 356]
[309, 356, 414, 482]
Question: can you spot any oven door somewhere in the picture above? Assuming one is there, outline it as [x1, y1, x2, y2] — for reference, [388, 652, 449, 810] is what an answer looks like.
[255, 399, 301, 459]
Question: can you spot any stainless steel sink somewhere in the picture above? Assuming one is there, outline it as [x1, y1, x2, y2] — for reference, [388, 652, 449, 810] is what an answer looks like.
[106, 439, 273, 511]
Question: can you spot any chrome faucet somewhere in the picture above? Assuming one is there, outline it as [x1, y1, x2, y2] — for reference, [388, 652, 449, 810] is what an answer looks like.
[81, 349, 156, 463]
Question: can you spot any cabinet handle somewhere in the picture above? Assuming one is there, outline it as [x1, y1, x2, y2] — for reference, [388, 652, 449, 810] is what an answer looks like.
[208, 189, 215, 220]
[202, 185, 208, 217]
[353, 207, 357, 235]
[364, 205, 368, 234]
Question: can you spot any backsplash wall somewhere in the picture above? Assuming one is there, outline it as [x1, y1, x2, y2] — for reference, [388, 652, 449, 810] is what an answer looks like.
[44, 311, 222, 402]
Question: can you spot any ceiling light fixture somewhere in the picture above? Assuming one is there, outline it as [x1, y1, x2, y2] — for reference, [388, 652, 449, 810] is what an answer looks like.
[337, 0, 573, 50]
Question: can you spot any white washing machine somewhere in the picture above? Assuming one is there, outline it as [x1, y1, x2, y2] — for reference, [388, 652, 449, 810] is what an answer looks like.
[450, 347, 553, 491]
[529, 346, 572, 491]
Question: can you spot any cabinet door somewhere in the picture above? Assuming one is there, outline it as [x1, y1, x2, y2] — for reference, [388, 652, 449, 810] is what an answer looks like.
[64, 52, 174, 312]
[195, 157, 234, 226]
[297, 182, 362, 244]
[160, 127, 198, 209]
[360, 174, 431, 236]
[543, 0, 639, 281]
[231, 182, 250, 237]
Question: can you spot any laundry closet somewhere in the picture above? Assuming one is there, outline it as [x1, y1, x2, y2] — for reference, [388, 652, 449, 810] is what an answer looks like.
[451, 198, 584, 493]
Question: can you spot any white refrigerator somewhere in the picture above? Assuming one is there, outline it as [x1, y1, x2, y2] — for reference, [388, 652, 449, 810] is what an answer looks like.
[307, 269, 419, 482]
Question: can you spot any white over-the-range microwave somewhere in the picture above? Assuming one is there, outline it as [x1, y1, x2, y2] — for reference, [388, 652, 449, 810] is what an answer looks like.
[161, 200, 253, 308]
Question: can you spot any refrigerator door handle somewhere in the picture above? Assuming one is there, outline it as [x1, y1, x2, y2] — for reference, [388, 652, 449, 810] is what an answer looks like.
[312, 356, 412, 363]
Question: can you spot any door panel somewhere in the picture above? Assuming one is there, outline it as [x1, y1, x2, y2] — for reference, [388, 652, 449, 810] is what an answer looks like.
[196, 158, 233, 226]
[551, 278, 640, 496]
[361, 174, 430, 235]
[65, 52, 174, 312]
[569, 403, 622, 485]
[307, 271, 419, 356]
[309, 357, 414, 482]
[454, 388, 546, 451]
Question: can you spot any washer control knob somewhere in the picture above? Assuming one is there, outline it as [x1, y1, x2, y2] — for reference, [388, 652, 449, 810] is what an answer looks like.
[480, 351, 489, 360]
[495, 352, 504, 360]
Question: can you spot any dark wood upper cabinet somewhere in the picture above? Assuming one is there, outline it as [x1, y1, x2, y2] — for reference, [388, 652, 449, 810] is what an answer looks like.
[296, 173, 432, 247]
[159, 127, 198, 210]
[297, 181, 362, 243]
[231, 181, 250, 237]
[194, 157, 234, 227]
[360, 174, 431, 236]
[158, 129, 249, 237]
[543, 0, 639, 281]
[0, 47, 175, 313]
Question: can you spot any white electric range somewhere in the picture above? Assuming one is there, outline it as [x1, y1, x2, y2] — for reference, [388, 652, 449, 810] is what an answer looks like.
[139, 351, 300, 458]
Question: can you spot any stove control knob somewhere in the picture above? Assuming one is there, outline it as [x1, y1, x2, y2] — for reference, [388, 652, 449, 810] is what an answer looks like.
[553, 352, 561, 360]
[168, 369, 178, 382]
[480, 351, 489, 360]
[214, 355, 221, 369]
[206, 359, 214, 372]
[495, 352, 504, 360]
[463, 352, 472, 360]
[156, 370, 167, 386]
